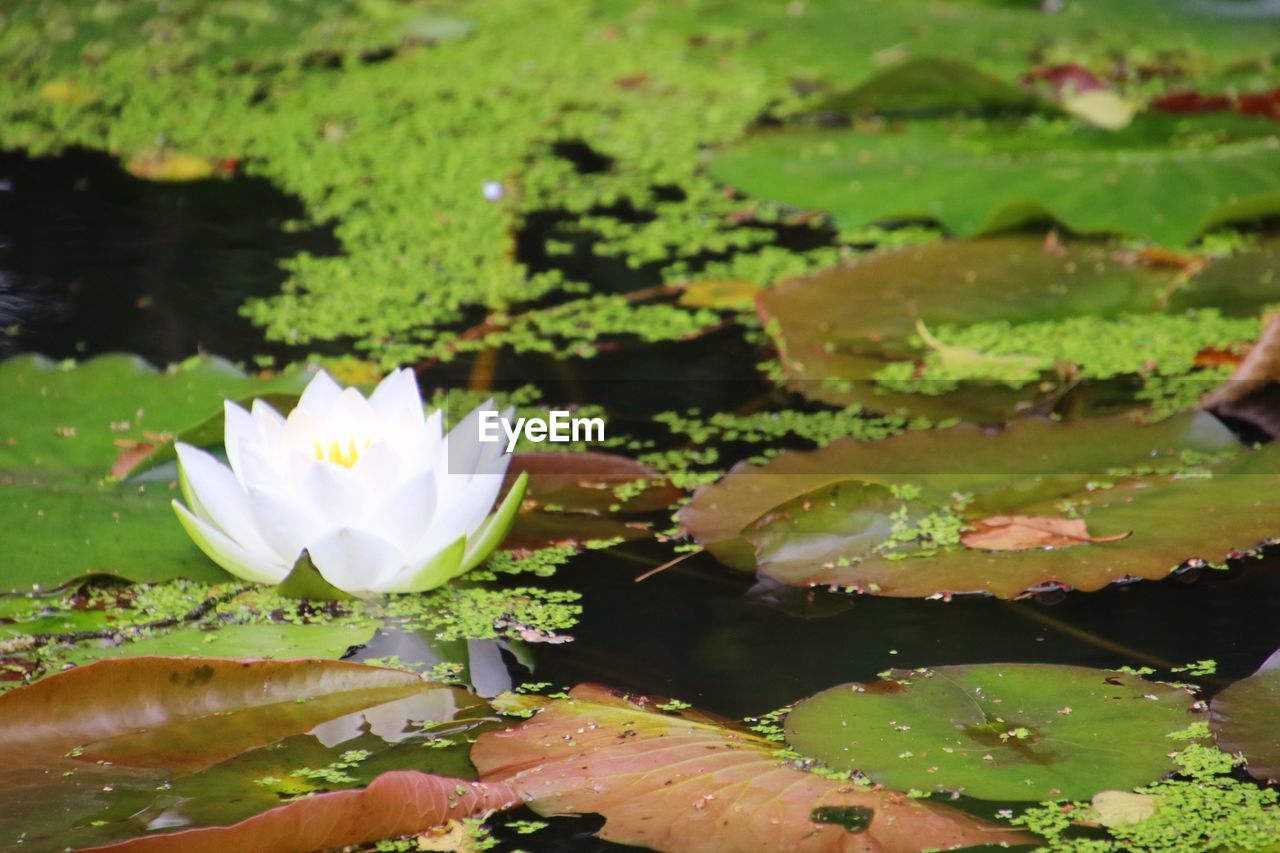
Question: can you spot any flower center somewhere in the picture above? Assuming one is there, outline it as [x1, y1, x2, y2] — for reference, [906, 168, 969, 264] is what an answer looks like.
[314, 437, 370, 469]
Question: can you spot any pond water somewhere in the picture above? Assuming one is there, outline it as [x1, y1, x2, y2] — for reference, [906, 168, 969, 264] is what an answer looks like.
[3, 149, 1280, 852]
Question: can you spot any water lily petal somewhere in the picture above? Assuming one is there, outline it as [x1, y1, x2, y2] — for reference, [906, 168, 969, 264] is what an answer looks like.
[307, 527, 403, 593]
[368, 368, 425, 427]
[172, 500, 288, 584]
[443, 398, 495, 477]
[295, 369, 343, 415]
[175, 444, 275, 558]
[328, 387, 379, 440]
[351, 440, 407, 493]
[369, 472, 438, 550]
[304, 462, 370, 529]
[371, 534, 467, 593]
[246, 485, 326, 567]
[460, 471, 527, 572]
[224, 401, 259, 490]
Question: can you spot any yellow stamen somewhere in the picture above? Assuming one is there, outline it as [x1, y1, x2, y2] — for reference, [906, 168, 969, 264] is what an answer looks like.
[313, 437, 368, 468]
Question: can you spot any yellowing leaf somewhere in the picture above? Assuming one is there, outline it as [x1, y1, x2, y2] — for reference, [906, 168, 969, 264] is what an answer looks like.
[678, 279, 762, 310]
[127, 150, 233, 182]
[1090, 790, 1162, 828]
[38, 80, 100, 106]
[1063, 90, 1140, 131]
[961, 515, 1131, 551]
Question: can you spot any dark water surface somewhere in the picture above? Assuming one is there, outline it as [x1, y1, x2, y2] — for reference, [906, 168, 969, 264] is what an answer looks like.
[0, 147, 338, 365]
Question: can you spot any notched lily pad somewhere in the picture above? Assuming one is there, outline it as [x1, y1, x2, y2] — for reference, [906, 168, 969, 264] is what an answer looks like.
[1210, 646, 1280, 781]
[471, 683, 1028, 851]
[681, 412, 1280, 598]
[710, 115, 1280, 246]
[0, 355, 311, 592]
[784, 664, 1199, 801]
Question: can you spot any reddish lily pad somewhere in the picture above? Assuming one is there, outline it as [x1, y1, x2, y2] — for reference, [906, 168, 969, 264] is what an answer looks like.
[504, 451, 681, 550]
[0, 656, 443, 772]
[1210, 646, 1280, 782]
[680, 412, 1280, 598]
[472, 683, 1029, 852]
[0, 657, 489, 850]
[785, 665, 1199, 802]
[80, 770, 518, 853]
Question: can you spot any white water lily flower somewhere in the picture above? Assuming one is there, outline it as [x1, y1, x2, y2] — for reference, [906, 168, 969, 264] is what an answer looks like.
[171, 368, 525, 594]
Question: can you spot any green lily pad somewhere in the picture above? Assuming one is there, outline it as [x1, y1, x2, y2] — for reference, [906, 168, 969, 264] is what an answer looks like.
[709, 115, 1280, 246]
[1210, 647, 1280, 782]
[784, 664, 1199, 801]
[64, 622, 376, 665]
[0, 355, 311, 592]
[680, 412, 1280, 598]
[652, 0, 1280, 104]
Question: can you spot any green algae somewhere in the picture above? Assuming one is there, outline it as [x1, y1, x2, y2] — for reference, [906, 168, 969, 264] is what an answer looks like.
[1010, 730, 1280, 851]
[876, 309, 1258, 417]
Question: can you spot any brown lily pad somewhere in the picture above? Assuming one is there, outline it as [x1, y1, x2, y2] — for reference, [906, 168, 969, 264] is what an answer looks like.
[680, 412, 1280, 598]
[472, 684, 1028, 852]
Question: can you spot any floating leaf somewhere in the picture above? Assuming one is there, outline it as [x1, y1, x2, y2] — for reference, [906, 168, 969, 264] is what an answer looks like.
[679, 0, 1279, 92]
[126, 149, 233, 182]
[472, 683, 1026, 851]
[1090, 790, 1162, 828]
[0, 356, 311, 592]
[680, 412, 1280, 598]
[503, 451, 680, 549]
[758, 234, 1280, 419]
[508, 451, 681, 514]
[677, 279, 763, 310]
[80, 770, 517, 853]
[0, 657, 437, 772]
[37, 79, 99, 106]
[1062, 89, 1140, 131]
[64, 622, 377, 666]
[785, 665, 1198, 801]
[960, 515, 1131, 551]
[1210, 646, 1280, 781]
[710, 115, 1280, 246]
[0, 657, 485, 850]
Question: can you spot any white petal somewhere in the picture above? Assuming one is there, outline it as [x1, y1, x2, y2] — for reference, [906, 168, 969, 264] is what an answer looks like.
[175, 444, 276, 559]
[246, 485, 326, 566]
[252, 397, 286, 430]
[172, 501, 288, 584]
[368, 472, 437, 550]
[443, 399, 494, 477]
[460, 470, 526, 572]
[235, 440, 297, 495]
[351, 440, 408, 493]
[368, 368, 425, 427]
[328, 387, 379, 439]
[439, 472, 506, 538]
[370, 535, 466, 593]
[296, 369, 343, 415]
[304, 462, 370, 528]
[307, 528, 403, 593]
[223, 401, 259, 490]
